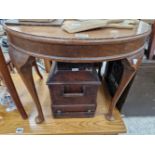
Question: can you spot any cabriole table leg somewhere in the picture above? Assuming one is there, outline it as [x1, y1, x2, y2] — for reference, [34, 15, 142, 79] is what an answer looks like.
[106, 53, 143, 121]
[0, 47, 28, 119]
[9, 47, 44, 124]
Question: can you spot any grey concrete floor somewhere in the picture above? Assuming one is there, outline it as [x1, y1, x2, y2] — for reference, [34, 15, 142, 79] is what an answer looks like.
[123, 116, 155, 135]
[121, 62, 155, 135]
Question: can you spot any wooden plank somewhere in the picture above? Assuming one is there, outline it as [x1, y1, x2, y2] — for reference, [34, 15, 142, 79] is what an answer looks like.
[5, 19, 64, 26]
[0, 73, 126, 134]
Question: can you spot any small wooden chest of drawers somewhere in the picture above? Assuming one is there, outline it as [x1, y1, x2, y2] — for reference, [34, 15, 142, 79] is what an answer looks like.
[47, 62, 101, 118]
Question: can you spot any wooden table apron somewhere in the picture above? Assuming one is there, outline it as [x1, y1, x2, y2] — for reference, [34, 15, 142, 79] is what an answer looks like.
[4, 23, 151, 123]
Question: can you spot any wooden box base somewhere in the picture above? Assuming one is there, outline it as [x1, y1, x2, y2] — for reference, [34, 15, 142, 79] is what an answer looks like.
[47, 62, 101, 118]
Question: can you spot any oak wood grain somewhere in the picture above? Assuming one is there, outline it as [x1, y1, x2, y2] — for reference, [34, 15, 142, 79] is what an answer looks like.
[0, 73, 126, 134]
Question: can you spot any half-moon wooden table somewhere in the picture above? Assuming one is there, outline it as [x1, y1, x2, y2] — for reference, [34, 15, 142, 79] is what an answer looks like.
[4, 20, 151, 124]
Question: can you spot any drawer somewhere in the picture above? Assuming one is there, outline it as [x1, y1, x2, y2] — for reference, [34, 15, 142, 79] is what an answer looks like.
[49, 84, 98, 105]
[52, 104, 96, 113]
[53, 111, 95, 118]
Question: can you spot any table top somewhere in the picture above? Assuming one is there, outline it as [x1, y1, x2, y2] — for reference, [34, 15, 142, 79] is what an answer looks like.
[5, 20, 151, 45]
[4, 20, 151, 62]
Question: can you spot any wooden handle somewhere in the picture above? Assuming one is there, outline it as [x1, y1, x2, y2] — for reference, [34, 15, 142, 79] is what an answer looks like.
[63, 86, 85, 97]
